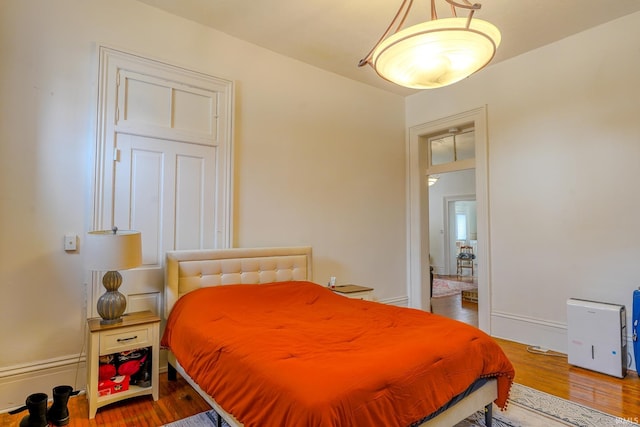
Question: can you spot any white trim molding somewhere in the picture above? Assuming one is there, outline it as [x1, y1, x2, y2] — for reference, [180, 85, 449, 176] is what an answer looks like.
[0, 355, 86, 413]
[491, 310, 567, 353]
[378, 296, 409, 307]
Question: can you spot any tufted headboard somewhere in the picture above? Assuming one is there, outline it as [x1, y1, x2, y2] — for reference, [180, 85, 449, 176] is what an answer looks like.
[164, 246, 312, 318]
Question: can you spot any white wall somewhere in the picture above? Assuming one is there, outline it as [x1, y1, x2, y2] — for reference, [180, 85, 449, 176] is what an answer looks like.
[0, 0, 406, 410]
[407, 12, 640, 359]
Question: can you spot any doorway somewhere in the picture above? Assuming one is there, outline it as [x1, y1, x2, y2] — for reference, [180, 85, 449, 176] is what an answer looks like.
[428, 171, 478, 325]
[406, 107, 490, 332]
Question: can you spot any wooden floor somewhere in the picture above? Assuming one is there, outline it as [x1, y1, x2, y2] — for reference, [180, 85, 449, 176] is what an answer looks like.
[433, 283, 640, 423]
[0, 375, 211, 427]
[432, 292, 479, 327]
[432, 274, 479, 327]
[495, 338, 640, 422]
[3, 291, 640, 425]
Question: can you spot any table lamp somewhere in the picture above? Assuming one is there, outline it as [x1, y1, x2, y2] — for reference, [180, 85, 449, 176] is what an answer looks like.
[86, 227, 142, 324]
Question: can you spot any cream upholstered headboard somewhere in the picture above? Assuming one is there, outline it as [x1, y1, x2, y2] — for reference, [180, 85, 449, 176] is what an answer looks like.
[164, 246, 312, 318]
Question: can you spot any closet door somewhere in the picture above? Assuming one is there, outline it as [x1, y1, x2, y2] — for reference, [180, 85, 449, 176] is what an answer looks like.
[112, 134, 217, 314]
[91, 47, 233, 318]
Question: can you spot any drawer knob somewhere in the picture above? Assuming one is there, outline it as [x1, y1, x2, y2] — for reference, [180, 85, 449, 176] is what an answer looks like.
[116, 335, 138, 343]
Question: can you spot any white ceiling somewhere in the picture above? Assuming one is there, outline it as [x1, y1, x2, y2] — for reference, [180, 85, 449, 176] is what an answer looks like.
[136, 0, 640, 96]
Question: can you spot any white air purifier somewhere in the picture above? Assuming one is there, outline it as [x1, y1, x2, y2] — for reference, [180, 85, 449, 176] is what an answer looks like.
[567, 298, 627, 378]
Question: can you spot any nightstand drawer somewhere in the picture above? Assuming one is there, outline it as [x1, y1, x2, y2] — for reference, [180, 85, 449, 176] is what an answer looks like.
[100, 325, 152, 354]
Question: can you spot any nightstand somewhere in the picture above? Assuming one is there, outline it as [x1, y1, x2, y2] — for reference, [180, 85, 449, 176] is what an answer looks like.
[86, 311, 160, 418]
[332, 284, 374, 301]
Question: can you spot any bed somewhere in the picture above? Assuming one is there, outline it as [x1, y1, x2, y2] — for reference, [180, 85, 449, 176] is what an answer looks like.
[161, 247, 514, 427]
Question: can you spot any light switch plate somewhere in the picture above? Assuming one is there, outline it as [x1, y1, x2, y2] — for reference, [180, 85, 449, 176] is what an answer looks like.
[64, 234, 77, 251]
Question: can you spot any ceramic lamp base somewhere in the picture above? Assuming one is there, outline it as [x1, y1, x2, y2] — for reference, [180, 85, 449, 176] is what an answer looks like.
[97, 271, 127, 324]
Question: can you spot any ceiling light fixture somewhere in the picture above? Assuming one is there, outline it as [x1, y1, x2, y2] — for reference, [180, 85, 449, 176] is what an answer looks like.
[358, 0, 501, 89]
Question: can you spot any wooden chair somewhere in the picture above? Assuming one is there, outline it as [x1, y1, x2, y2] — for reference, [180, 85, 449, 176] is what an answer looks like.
[456, 246, 475, 277]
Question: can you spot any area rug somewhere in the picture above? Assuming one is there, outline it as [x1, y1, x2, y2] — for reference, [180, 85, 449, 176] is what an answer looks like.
[432, 278, 478, 298]
[162, 383, 639, 426]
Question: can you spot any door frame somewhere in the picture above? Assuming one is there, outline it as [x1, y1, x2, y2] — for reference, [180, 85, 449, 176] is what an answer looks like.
[406, 106, 491, 332]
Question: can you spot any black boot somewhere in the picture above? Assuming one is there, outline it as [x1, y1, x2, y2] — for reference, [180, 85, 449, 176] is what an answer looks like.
[47, 385, 73, 426]
[19, 393, 48, 427]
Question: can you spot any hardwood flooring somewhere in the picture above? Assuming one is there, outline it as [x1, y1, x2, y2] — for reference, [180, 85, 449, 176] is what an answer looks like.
[0, 375, 210, 427]
[433, 279, 640, 423]
[432, 292, 479, 327]
[495, 338, 640, 422]
[3, 287, 639, 425]
[432, 274, 479, 327]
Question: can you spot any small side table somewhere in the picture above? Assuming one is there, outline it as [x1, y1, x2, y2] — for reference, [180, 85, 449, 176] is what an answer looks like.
[332, 284, 374, 301]
[86, 311, 160, 418]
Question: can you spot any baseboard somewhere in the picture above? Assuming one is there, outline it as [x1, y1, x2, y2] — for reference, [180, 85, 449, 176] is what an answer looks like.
[0, 354, 86, 413]
[378, 295, 408, 307]
[491, 310, 568, 353]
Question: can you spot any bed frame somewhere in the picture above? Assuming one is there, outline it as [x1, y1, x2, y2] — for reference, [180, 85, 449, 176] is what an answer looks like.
[164, 246, 496, 427]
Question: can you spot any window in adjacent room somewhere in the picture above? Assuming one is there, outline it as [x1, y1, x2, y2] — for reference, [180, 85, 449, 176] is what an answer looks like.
[456, 213, 468, 241]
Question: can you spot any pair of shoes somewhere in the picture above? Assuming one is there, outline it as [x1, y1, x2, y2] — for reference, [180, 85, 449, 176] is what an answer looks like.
[19, 385, 73, 427]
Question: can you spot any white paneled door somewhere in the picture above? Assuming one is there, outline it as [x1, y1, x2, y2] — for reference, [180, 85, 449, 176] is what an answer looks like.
[91, 47, 233, 318]
[113, 134, 218, 314]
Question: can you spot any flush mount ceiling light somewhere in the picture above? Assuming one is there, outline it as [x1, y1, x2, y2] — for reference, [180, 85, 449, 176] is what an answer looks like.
[358, 0, 501, 89]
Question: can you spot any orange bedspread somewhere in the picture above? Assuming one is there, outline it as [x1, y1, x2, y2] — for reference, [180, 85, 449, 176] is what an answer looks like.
[161, 281, 514, 427]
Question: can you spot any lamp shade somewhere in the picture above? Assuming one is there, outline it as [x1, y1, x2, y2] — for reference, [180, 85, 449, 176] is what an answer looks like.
[371, 17, 501, 89]
[85, 229, 142, 271]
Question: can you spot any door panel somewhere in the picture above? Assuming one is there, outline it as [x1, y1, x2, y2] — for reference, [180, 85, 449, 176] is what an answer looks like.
[127, 292, 162, 317]
[175, 152, 217, 250]
[116, 69, 221, 146]
[112, 134, 216, 316]
[114, 134, 167, 268]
